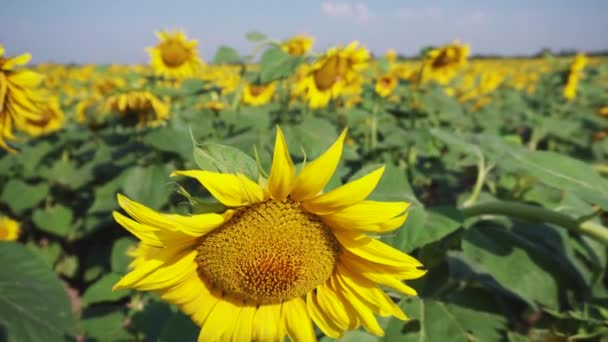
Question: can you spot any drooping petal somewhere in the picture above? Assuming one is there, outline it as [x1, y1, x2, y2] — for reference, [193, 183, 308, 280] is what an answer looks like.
[267, 126, 296, 201]
[302, 167, 384, 215]
[291, 129, 347, 202]
[323, 200, 409, 233]
[252, 303, 283, 342]
[282, 297, 316, 342]
[171, 170, 264, 207]
[113, 246, 190, 290]
[307, 290, 343, 339]
[231, 304, 256, 342]
[112, 212, 164, 247]
[162, 275, 221, 327]
[199, 297, 242, 341]
[315, 279, 359, 332]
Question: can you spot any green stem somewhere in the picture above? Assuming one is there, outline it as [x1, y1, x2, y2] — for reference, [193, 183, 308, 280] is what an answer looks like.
[370, 101, 380, 150]
[462, 151, 490, 207]
[461, 200, 608, 245]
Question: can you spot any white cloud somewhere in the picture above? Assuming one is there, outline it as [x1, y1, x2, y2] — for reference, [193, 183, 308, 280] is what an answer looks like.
[320, 2, 372, 23]
[395, 7, 444, 21]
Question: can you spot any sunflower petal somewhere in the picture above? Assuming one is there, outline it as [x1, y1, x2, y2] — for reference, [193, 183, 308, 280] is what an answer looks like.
[267, 126, 296, 201]
[112, 212, 164, 247]
[315, 280, 358, 332]
[302, 166, 384, 215]
[334, 230, 423, 268]
[231, 304, 256, 342]
[199, 298, 242, 341]
[171, 170, 264, 207]
[323, 200, 409, 233]
[253, 303, 282, 342]
[282, 297, 315, 342]
[307, 290, 343, 339]
[291, 129, 347, 201]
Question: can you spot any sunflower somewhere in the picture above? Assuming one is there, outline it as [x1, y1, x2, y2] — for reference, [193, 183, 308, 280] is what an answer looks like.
[148, 31, 203, 79]
[103, 90, 169, 127]
[113, 127, 425, 341]
[0, 216, 20, 241]
[422, 41, 469, 85]
[375, 74, 398, 97]
[297, 41, 370, 109]
[563, 53, 587, 101]
[0, 44, 48, 152]
[242, 82, 276, 106]
[18, 97, 65, 137]
[281, 35, 315, 57]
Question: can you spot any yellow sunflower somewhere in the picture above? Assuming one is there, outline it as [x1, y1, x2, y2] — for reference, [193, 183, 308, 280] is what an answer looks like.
[422, 41, 469, 85]
[0, 216, 20, 241]
[18, 97, 65, 137]
[281, 35, 315, 57]
[103, 90, 169, 127]
[297, 41, 370, 109]
[375, 74, 398, 97]
[113, 127, 425, 341]
[563, 53, 587, 101]
[0, 44, 48, 152]
[148, 30, 203, 79]
[242, 82, 276, 106]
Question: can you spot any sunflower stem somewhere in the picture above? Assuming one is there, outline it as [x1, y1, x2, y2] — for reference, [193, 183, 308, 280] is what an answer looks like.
[461, 200, 608, 245]
[370, 101, 380, 150]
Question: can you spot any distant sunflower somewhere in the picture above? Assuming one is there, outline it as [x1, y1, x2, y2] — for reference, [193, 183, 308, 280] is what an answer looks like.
[0, 44, 48, 152]
[281, 35, 315, 57]
[375, 74, 398, 97]
[0, 216, 20, 241]
[422, 41, 469, 85]
[563, 53, 587, 101]
[18, 97, 65, 137]
[113, 127, 425, 341]
[103, 90, 169, 127]
[298, 41, 370, 108]
[148, 31, 203, 79]
[242, 82, 276, 106]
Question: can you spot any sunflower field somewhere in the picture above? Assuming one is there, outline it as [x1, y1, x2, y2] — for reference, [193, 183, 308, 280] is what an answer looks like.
[1, 31, 608, 342]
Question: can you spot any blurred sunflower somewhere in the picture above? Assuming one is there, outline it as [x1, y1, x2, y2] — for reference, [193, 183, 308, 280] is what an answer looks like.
[0, 44, 48, 152]
[148, 31, 203, 79]
[563, 53, 587, 101]
[198, 100, 228, 113]
[281, 35, 314, 57]
[422, 41, 469, 85]
[297, 41, 370, 109]
[113, 127, 425, 341]
[375, 74, 398, 97]
[242, 81, 276, 106]
[18, 97, 65, 137]
[0, 216, 20, 241]
[103, 90, 169, 127]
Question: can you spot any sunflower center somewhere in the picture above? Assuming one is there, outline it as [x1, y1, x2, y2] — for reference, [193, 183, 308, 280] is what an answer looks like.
[160, 41, 189, 67]
[313, 55, 347, 91]
[248, 85, 266, 97]
[195, 199, 339, 305]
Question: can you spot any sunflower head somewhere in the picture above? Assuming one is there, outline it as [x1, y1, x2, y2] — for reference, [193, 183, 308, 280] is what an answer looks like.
[103, 90, 169, 126]
[148, 30, 203, 79]
[112, 127, 425, 341]
[18, 97, 65, 137]
[375, 74, 398, 97]
[422, 41, 470, 84]
[242, 82, 276, 106]
[281, 35, 315, 56]
[0, 216, 20, 241]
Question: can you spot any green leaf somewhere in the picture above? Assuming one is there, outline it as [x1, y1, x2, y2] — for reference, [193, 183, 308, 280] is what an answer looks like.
[0, 242, 76, 341]
[194, 143, 259, 181]
[245, 31, 267, 42]
[384, 297, 506, 342]
[0, 179, 50, 215]
[399, 206, 464, 252]
[82, 273, 126, 304]
[82, 304, 131, 341]
[123, 164, 173, 210]
[213, 45, 241, 64]
[158, 311, 199, 342]
[132, 300, 174, 341]
[111, 237, 135, 274]
[32, 205, 73, 237]
[259, 47, 302, 83]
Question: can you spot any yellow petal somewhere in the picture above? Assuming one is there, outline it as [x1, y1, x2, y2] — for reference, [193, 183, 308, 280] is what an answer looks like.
[3, 53, 32, 69]
[291, 129, 347, 202]
[315, 280, 358, 331]
[253, 303, 283, 342]
[129, 249, 197, 291]
[162, 276, 221, 326]
[323, 200, 409, 233]
[112, 212, 163, 247]
[231, 304, 256, 342]
[307, 291, 343, 339]
[282, 297, 316, 342]
[199, 298, 242, 341]
[267, 126, 296, 201]
[113, 246, 182, 290]
[302, 166, 384, 215]
[334, 230, 423, 268]
[171, 170, 264, 207]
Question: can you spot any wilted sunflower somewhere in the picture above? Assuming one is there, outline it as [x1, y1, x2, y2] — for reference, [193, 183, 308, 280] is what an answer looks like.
[0, 44, 48, 152]
[103, 90, 169, 127]
[0, 216, 20, 241]
[113, 127, 425, 341]
[375, 74, 398, 97]
[148, 31, 203, 79]
[297, 41, 370, 109]
[242, 82, 276, 106]
[281, 35, 314, 57]
[18, 97, 65, 137]
[422, 41, 469, 85]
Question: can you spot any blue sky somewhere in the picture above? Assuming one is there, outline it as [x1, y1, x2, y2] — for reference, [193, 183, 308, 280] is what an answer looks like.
[1, 0, 606, 64]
